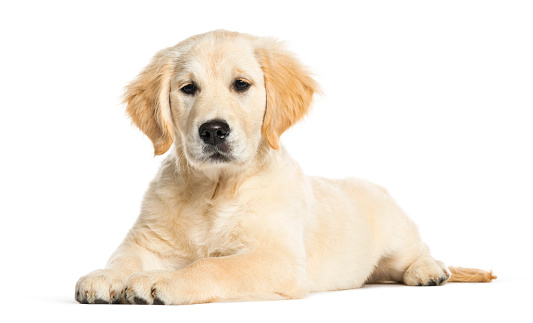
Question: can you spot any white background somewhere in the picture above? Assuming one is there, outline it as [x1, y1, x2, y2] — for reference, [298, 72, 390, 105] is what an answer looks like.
[1, 0, 532, 322]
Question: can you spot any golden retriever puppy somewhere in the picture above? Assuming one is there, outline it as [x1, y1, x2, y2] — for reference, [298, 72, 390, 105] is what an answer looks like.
[75, 30, 494, 305]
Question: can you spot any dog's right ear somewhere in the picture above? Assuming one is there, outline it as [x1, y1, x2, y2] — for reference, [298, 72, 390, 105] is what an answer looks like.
[123, 47, 178, 156]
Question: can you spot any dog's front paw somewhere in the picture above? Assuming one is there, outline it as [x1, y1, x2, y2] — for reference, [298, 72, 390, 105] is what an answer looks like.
[75, 269, 128, 304]
[123, 271, 187, 305]
[403, 257, 450, 286]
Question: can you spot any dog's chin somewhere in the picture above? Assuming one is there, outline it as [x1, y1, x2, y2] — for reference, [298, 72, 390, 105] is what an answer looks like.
[184, 142, 249, 169]
[206, 152, 232, 163]
[186, 151, 237, 168]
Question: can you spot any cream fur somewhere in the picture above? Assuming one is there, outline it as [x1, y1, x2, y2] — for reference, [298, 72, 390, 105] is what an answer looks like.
[76, 30, 455, 305]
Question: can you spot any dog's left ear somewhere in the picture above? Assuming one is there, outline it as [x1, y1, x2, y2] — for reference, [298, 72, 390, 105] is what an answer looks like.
[123, 47, 178, 156]
[255, 40, 320, 150]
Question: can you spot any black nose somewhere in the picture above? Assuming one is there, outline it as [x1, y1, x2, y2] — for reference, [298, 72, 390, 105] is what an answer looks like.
[199, 120, 230, 145]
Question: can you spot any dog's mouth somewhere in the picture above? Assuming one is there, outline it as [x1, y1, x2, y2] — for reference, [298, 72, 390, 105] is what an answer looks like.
[203, 145, 233, 163]
[208, 151, 232, 162]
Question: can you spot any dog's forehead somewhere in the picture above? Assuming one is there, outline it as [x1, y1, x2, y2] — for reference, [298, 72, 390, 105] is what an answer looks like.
[175, 36, 261, 81]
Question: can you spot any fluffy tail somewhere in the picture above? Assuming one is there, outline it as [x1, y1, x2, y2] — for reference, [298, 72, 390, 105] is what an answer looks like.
[447, 266, 497, 282]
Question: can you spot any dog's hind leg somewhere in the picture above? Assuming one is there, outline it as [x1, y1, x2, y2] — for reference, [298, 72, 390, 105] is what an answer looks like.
[352, 182, 450, 286]
[366, 244, 450, 286]
[402, 250, 451, 286]
[364, 204, 450, 286]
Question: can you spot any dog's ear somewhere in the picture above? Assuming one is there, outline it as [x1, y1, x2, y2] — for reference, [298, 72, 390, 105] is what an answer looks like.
[255, 40, 320, 150]
[123, 47, 178, 156]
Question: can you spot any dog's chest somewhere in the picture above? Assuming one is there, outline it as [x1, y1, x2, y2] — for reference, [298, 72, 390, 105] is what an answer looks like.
[181, 196, 247, 258]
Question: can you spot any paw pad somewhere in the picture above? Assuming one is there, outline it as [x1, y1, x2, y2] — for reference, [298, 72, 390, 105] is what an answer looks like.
[133, 297, 148, 305]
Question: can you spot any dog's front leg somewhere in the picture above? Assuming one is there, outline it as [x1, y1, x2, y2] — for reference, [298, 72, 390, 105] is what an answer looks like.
[75, 243, 146, 304]
[123, 248, 307, 305]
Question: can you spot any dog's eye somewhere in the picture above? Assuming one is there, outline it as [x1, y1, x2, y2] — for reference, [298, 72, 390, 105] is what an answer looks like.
[234, 79, 251, 92]
[181, 83, 197, 95]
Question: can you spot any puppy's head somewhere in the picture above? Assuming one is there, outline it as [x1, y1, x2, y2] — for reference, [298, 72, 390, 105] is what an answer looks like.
[124, 30, 318, 168]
